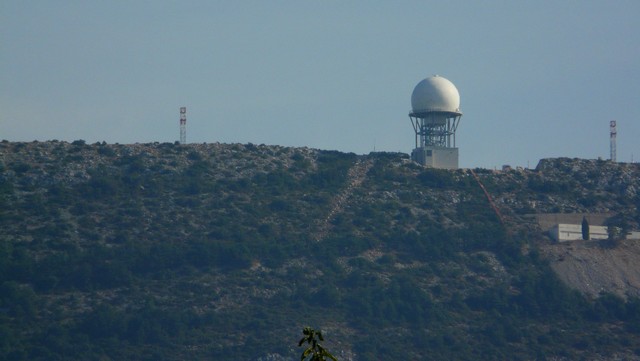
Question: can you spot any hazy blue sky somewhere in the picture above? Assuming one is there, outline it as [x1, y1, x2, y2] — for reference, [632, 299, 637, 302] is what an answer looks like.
[1, 1, 639, 169]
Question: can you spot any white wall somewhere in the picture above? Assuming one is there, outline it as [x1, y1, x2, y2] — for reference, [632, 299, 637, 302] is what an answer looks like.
[411, 146, 459, 169]
[550, 224, 608, 242]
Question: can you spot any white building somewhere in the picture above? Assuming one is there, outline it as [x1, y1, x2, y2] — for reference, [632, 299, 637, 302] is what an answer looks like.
[411, 146, 458, 169]
[550, 224, 608, 242]
[626, 231, 640, 240]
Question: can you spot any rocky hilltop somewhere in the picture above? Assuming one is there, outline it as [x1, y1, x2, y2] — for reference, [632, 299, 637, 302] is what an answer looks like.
[1, 140, 640, 361]
[471, 157, 640, 299]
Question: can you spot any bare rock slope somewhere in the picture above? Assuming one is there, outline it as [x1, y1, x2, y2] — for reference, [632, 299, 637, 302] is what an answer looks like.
[542, 239, 640, 299]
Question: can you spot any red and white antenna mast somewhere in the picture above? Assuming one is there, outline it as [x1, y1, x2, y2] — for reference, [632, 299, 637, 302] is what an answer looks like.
[610, 120, 617, 162]
[180, 107, 187, 144]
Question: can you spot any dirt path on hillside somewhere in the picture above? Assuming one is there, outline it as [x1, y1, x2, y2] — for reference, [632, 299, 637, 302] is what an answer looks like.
[312, 158, 373, 242]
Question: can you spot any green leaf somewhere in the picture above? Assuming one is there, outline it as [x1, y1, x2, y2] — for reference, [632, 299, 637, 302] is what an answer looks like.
[299, 327, 337, 361]
[301, 347, 312, 361]
[324, 351, 338, 361]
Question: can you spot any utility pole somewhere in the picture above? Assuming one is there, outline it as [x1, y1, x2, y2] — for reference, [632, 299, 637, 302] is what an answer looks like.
[610, 120, 616, 162]
[180, 107, 187, 144]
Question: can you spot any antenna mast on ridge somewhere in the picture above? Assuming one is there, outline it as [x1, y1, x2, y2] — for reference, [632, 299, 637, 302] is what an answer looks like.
[180, 107, 187, 144]
[610, 120, 616, 162]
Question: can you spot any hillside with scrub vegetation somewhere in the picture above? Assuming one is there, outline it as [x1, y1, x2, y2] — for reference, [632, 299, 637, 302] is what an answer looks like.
[1, 140, 640, 360]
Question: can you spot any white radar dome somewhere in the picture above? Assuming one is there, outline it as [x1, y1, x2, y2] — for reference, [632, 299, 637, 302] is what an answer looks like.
[410, 75, 461, 115]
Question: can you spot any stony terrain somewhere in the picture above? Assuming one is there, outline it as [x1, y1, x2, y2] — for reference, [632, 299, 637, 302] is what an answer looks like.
[2, 141, 640, 361]
[468, 158, 640, 300]
[542, 239, 640, 299]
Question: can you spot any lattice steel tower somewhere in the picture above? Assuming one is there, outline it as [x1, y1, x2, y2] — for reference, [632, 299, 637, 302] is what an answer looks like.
[180, 107, 187, 144]
[610, 120, 617, 162]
